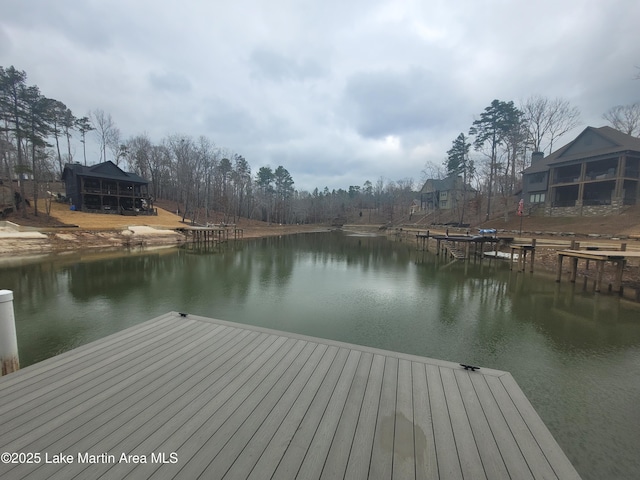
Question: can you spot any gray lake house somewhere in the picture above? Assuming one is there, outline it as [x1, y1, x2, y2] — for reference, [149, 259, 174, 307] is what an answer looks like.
[522, 126, 640, 216]
[419, 175, 467, 212]
[62, 161, 155, 215]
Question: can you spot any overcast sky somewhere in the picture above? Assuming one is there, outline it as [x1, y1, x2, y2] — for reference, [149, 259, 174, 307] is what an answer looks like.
[1, 0, 639, 191]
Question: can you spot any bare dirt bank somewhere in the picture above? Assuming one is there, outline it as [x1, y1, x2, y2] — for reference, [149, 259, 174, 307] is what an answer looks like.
[0, 201, 333, 258]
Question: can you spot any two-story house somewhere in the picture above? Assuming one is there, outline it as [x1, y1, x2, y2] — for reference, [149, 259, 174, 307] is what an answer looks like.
[522, 126, 640, 216]
[61, 161, 154, 215]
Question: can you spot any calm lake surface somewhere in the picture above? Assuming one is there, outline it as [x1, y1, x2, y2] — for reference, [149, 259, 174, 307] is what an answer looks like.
[2, 231, 640, 479]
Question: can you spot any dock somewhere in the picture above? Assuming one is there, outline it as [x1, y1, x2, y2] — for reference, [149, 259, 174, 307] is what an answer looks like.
[177, 225, 244, 244]
[416, 231, 512, 262]
[556, 248, 640, 293]
[0, 312, 580, 479]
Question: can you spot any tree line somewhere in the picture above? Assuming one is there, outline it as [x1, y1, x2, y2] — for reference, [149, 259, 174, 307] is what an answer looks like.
[3, 64, 637, 225]
[1, 65, 415, 224]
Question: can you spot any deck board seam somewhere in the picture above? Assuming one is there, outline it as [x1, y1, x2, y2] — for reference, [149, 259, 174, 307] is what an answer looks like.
[223, 342, 328, 480]
[189, 338, 312, 479]
[73, 332, 277, 480]
[465, 369, 511, 479]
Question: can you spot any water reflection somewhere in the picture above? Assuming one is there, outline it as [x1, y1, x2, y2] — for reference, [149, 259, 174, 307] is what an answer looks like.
[1, 232, 639, 479]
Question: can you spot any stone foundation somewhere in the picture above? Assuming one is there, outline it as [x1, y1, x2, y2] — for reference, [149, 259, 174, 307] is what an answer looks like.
[546, 199, 624, 217]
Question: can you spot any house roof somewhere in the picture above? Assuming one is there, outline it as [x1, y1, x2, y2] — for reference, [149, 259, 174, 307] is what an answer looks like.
[420, 175, 458, 192]
[62, 161, 148, 184]
[524, 126, 640, 174]
[420, 174, 476, 193]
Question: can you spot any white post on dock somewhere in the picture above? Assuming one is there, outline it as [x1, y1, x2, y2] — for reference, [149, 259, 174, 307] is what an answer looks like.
[0, 290, 19, 376]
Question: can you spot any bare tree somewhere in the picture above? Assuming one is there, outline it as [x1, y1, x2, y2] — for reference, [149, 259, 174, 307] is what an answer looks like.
[603, 103, 640, 137]
[107, 127, 123, 166]
[91, 109, 118, 163]
[521, 96, 581, 154]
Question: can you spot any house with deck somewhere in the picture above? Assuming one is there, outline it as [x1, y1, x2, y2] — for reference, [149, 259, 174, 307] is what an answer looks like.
[61, 161, 155, 215]
[522, 126, 640, 216]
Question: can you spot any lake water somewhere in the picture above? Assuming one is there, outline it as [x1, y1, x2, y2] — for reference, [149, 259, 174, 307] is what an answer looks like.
[2, 231, 639, 479]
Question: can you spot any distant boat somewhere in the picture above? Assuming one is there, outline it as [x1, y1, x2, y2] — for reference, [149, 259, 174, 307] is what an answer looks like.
[484, 251, 518, 261]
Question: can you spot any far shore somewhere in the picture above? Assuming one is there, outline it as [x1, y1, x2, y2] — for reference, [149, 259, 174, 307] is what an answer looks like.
[0, 222, 335, 261]
[2, 214, 640, 303]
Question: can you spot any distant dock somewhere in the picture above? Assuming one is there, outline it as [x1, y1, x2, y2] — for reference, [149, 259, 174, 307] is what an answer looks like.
[556, 246, 640, 294]
[0, 312, 580, 479]
[177, 224, 244, 244]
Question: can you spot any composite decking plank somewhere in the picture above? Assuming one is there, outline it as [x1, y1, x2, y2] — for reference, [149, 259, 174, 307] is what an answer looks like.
[453, 369, 510, 480]
[206, 343, 349, 480]
[0, 320, 210, 447]
[343, 353, 386, 480]
[370, 356, 398, 480]
[469, 373, 534, 480]
[37, 332, 280, 480]
[425, 363, 463, 480]
[242, 345, 338, 480]
[203, 342, 322, 480]
[0, 317, 194, 413]
[1, 323, 237, 479]
[270, 347, 351, 480]
[100, 335, 293, 480]
[0, 316, 188, 404]
[0, 313, 176, 394]
[5, 325, 245, 480]
[221, 343, 330, 480]
[295, 349, 362, 480]
[170, 339, 312, 480]
[411, 362, 438, 480]
[0, 314, 579, 480]
[183, 314, 508, 378]
[485, 375, 557, 480]
[318, 352, 374, 480]
[440, 367, 486, 480]
[13, 325, 254, 480]
[393, 359, 415, 480]
[499, 374, 581, 480]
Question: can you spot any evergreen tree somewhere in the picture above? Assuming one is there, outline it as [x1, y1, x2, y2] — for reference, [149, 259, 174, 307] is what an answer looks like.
[469, 99, 521, 220]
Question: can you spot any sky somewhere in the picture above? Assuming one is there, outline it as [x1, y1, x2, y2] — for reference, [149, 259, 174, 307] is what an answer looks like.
[1, 0, 639, 192]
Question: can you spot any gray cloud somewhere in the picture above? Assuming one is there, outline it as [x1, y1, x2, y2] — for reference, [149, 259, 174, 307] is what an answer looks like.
[250, 49, 327, 82]
[148, 72, 192, 93]
[343, 67, 463, 138]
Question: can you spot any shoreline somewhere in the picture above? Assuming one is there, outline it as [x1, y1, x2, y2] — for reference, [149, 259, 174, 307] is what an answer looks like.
[2, 222, 639, 302]
[0, 224, 335, 264]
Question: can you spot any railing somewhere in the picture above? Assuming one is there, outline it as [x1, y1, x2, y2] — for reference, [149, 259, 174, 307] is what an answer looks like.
[552, 176, 579, 185]
[584, 171, 616, 181]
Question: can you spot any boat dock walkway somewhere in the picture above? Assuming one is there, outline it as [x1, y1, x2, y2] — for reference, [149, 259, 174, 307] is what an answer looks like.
[0, 312, 580, 479]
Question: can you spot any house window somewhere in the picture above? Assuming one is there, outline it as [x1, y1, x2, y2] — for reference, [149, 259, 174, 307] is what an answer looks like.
[440, 200, 448, 207]
[529, 193, 545, 203]
[530, 173, 546, 184]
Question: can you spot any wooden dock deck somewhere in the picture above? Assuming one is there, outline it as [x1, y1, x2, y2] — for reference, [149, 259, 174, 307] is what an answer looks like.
[556, 249, 640, 293]
[0, 312, 580, 479]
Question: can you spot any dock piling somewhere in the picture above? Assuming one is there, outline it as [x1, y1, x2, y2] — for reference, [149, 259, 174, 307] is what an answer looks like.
[0, 290, 19, 376]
